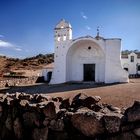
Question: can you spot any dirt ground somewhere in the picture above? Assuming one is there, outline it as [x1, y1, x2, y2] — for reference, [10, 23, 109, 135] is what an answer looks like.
[0, 78, 140, 108]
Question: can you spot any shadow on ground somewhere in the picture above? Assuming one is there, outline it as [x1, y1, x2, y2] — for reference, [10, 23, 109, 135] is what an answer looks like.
[0, 82, 123, 94]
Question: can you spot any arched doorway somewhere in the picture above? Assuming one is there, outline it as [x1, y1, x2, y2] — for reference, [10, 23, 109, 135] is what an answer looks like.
[66, 39, 105, 82]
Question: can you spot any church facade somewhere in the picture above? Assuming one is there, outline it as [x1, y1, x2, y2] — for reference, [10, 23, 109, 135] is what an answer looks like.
[47, 19, 128, 84]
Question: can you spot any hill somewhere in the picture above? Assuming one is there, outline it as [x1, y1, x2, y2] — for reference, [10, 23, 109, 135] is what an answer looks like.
[0, 53, 54, 77]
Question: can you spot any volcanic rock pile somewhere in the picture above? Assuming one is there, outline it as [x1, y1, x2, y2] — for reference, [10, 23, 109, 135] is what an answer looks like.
[0, 92, 140, 140]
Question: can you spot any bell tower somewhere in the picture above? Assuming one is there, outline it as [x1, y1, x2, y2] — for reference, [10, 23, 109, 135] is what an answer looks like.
[54, 19, 72, 47]
[50, 19, 72, 84]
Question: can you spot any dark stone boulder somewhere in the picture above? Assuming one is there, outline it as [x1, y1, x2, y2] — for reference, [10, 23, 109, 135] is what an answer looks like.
[124, 101, 140, 122]
[13, 118, 23, 139]
[71, 93, 101, 109]
[107, 105, 121, 114]
[103, 113, 123, 133]
[133, 128, 140, 137]
[91, 103, 103, 112]
[59, 98, 71, 110]
[32, 127, 48, 140]
[49, 119, 64, 131]
[42, 101, 56, 119]
[52, 97, 63, 102]
[71, 109, 104, 137]
[107, 131, 139, 140]
[18, 93, 33, 101]
[33, 94, 51, 103]
[0, 104, 3, 117]
[23, 112, 41, 128]
[19, 99, 29, 107]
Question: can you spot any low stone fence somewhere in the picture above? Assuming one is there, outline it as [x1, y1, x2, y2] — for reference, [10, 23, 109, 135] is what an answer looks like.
[0, 77, 39, 88]
[0, 92, 140, 140]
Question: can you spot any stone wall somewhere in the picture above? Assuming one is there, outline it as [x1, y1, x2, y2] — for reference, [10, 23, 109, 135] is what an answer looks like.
[0, 92, 140, 140]
[0, 77, 39, 88]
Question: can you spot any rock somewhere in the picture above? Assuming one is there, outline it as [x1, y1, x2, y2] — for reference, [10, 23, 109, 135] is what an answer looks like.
[52, 97, 63, 102]
[121, 122, 140, 132]
[103, 113, 123, 133]
[53, 101, 61, 113]
[107, 105, 121, 113]
[48, 131, 68, 140]
[49, 119, 64, 131]
[34, 94, 50, 103]
[0, 94, 7, 102]
[108, 131, 139, 140]
[57, 109, 67, 119]
[13, 118, 23, 139]
[71, 109, 104, 137]
[19, 99, 29, 107]
[71, 93, 101, 109]
[91, 104, 103, 112]
[18, 93, 33, 101]
[71, 93, 88, 108]
[73, 93, 88, 101]
[5, 115, 12, 131]
[15, 92, 21, 99]
[83, 96, 101, 108]
[60, 98, 71, 109]
[43, 117, 50, 126]
[32, 127, 48, 140]
[4, 96, 14, 105]
[23, 112, 40, 128]
[42, 102, 56, 119]
[0, 104, 3, 117]
[76, 107, 93, 113]
[124, 101, 140, 122]
[133, 128, 140, 137]
[100, 106, 112, 114]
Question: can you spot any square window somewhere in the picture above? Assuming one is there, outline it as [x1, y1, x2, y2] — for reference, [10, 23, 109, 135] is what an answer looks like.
[130, 56, 134, 62]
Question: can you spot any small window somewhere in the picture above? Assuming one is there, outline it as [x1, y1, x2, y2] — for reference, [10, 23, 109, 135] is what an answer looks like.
[130, 56, 134, 62]
[138, 65, 140, 71]
[88, 46, 91, 50]
[124, 68, 128, 71]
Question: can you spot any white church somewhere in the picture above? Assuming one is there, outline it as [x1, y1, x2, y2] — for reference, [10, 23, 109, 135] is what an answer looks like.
[42, 19, 129, 84]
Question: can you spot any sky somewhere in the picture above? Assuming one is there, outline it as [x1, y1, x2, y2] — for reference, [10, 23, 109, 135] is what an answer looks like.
[0, 0, 140, 58]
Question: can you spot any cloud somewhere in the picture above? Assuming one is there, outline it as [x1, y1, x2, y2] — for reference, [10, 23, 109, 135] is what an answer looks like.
[81, 12, 88, 20]
[14, 48, 22, 51]
[0, 35, 4, 38]
[86, 25, 91, 30]
[0, 40, 22, 51]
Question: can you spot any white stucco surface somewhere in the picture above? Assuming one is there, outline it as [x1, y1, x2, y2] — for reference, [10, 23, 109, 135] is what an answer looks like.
[121, 52, 140, 75]
[44, 19, 129, 84]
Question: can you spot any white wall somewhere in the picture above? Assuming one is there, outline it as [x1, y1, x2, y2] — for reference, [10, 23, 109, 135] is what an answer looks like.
[121, 52, 140, 75]
[105, 39, 128, 83]
[66, 39, 105, 82]
[42, 69, 53, 81]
